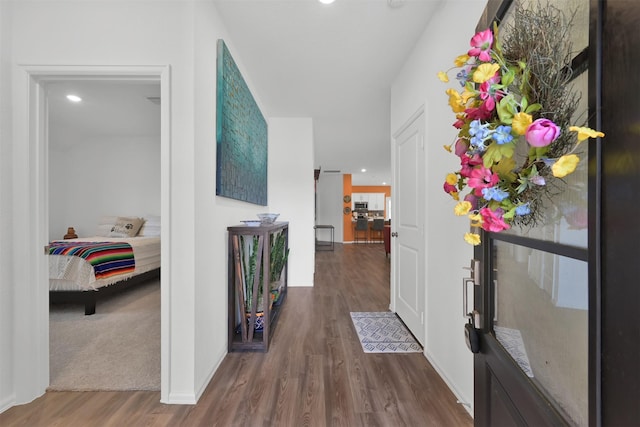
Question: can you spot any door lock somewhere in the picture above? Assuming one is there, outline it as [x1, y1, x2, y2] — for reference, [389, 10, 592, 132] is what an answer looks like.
[391, 232, 398, 237]
[462, 259, 480, 318]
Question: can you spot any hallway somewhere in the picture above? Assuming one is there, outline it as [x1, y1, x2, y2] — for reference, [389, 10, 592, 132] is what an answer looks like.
[0, 244, 472, 426]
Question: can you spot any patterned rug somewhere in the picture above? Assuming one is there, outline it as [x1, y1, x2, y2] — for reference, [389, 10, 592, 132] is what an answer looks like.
[350, 312, 422, 353]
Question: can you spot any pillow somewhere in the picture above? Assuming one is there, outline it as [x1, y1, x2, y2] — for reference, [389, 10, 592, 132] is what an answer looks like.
[138, 215, 161, 237]
[96, 215, 119, 237]
[109, 216, 144, 238]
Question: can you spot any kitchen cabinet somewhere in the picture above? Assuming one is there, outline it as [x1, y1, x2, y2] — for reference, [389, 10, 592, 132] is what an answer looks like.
[369, 193, 385, 210]
[351, 192, 386, 210]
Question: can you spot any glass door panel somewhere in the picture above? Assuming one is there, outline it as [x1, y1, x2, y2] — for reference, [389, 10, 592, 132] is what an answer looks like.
[492, 240, 588, 426]
[502, 70, 589, 248]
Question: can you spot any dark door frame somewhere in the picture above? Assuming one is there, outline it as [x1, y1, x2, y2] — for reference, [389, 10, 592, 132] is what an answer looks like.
[474, 0, 640, 425]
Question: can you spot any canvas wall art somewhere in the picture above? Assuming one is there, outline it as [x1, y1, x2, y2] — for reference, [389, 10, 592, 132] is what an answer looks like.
[216, 39, 268, 205]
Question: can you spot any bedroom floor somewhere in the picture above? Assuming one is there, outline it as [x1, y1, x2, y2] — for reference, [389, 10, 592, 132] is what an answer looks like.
[49, 279, 160, 391]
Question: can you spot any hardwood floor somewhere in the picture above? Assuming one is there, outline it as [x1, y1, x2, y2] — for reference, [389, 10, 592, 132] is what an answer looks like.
[1, 243, 473, 426]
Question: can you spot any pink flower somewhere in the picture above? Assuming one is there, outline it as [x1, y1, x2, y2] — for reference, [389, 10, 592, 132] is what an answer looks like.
[467, 166, 499, 193]
[465, 103, 493, 121]
[459, 154, 483, 178]
[479, 207, 510, 232]
[479, 74, 502, 111]
[525, 118, 561, 147]
[455, 139, 469, 157]
[468, 29, 493, 62]
[443, 181, 457, 195]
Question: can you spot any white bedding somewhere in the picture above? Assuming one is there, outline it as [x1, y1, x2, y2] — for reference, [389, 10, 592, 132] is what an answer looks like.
[49, 236, 161, 292]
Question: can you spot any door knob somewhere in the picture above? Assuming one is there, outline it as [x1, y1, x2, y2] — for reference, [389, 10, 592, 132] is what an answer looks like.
[391, 232, 398, 237]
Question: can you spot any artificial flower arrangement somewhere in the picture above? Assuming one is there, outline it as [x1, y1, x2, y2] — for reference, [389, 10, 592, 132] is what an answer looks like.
[438, 4, 603, 245]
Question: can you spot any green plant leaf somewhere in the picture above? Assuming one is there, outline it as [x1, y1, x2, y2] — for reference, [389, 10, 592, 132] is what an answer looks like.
[525, 103, 542, 114]
[493, 157, 517, 182]
[497, 95, 515, 124]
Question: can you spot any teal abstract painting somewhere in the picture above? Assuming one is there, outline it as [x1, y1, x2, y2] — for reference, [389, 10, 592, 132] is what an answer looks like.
[216, 39, 268, 205]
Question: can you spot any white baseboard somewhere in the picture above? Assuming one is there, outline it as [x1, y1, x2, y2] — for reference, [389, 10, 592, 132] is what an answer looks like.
[0, 394, 16, 415]
[423, 350, 474, 419]
[194, 346, 227, 402]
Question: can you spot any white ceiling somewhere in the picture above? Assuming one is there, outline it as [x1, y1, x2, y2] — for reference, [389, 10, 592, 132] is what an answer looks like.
[47, 0, 440, 185]
[47, 80, 161, 149]
[214, 0, 440, 185]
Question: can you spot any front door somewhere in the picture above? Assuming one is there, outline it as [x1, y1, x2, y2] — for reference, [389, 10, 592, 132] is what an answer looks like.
[392, 109, 425, 344]
[473, 0, 597, 425]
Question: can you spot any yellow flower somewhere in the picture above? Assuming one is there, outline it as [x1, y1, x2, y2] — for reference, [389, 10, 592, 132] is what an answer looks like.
[468, 213, 483, 227]
[443, 144, 452, 153]
[569, 126, 605, 143]
[437, 71, 449, 83]
[454, 54, 470, 67]
[512, 112, 533, 135]
[454, 201, 472, 216]
[446, 88, 465, 113]
[461, 88, 475, 104]
[552, 154, 580, 178]
[464, 233, 481, 246]
[446, 173, 458, 185]
[450, 191, 459, 201]
[472, 63, 500, 83]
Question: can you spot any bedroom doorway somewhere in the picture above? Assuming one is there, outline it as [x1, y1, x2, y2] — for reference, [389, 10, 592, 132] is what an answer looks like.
[47, 79, 162, 392]
[22, 65, 171, 402]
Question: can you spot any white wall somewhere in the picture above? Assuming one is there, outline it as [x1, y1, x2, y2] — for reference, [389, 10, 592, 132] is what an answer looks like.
[0, 0, 316, 411]
[49, 136, 161, 241]
[316, 174, 344, 243]
[391, 0, 488, 415]
[268, 118, 315, 287]
[0, 0, 14, 414]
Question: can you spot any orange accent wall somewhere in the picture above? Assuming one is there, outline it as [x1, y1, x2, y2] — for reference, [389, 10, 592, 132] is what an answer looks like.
[343, 174, 353, 242]
[342, 181, 392, 242]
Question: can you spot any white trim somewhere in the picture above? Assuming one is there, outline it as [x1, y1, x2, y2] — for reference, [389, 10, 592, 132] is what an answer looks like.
[424, 350, 475, 418]
[193, 346, 227, 403]
[0, 394, 16, 415]
[18, 64, 172, 404]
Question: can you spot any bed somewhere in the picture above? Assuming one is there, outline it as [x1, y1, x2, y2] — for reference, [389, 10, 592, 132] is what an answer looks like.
[49, 215, 161, 315]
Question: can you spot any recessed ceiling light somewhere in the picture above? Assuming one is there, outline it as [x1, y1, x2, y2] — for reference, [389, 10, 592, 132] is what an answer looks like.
[382, 182, 387, 185]
[66, 94, 82, 103]
[318, 0, 335, 4]
[361, 168, 367, 173]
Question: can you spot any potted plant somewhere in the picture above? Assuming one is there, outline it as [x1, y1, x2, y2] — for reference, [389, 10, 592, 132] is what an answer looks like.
[240, 230, 289, 323]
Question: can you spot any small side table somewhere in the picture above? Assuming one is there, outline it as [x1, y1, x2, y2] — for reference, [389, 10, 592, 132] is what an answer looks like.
[314, 225, 334, 251]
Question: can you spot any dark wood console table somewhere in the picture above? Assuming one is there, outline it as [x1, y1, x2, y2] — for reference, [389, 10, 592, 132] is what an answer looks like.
[227, 221, 289, 352]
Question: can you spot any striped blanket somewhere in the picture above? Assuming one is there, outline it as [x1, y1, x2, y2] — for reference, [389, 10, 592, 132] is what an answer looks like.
[49, 241, 135, 280]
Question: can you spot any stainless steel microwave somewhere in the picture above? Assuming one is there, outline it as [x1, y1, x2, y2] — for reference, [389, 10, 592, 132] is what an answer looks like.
[354, 201, 368, 210]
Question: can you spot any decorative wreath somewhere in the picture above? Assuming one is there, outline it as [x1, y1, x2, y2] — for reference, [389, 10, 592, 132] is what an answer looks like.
[438, 3, 603, 245]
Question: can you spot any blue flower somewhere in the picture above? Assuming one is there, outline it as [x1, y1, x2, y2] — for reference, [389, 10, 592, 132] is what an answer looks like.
[482, 186, 509, 202]
[491, 125, 514, 145]
[515, 203, 531, 215]
[456, 69, 469, 87]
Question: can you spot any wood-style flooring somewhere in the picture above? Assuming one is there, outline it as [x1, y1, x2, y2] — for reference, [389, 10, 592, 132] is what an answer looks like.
[0, 243, 473, 426]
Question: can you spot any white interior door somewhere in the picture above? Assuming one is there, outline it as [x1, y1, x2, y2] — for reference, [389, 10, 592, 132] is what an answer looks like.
[392, 110, 425, 345]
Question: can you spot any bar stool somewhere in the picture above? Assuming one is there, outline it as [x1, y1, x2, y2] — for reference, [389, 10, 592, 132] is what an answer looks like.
[370, 218, 385, 243]
[354, 218, 369, 243]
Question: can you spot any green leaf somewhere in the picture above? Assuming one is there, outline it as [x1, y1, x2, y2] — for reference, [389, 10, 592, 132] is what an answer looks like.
[497, 95, 515, 124]
[501, 68, 515, 87]
[525, 103, 542, 114]
[520, 96, 528, 112]
[535, 147, 549, 160]
[493, 157, 517, 182]
[502, 207, 517, 220]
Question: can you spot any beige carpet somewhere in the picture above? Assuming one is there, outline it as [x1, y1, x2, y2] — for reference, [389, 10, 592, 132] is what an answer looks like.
[49, 279, 161, 391]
